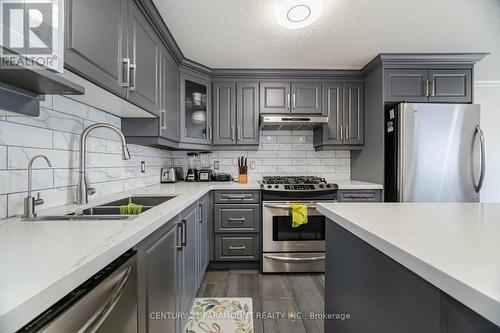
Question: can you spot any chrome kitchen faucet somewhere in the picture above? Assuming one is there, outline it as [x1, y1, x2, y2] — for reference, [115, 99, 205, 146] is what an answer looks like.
[23, 155, 52, 218]
[76, 123, 131, 205]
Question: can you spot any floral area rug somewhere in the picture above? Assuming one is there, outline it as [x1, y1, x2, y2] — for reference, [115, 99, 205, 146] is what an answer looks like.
[185, 298, 253, 333]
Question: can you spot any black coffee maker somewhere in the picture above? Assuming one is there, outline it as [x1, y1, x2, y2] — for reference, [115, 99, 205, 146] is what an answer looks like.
[186, 152, 199, 182]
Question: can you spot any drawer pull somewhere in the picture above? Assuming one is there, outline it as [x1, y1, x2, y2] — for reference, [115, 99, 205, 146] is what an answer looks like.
[264, 255, 325, 262]
[229, 246, 246, 251]
[228, 217, 246, 222]
[224, 195, 247, 199]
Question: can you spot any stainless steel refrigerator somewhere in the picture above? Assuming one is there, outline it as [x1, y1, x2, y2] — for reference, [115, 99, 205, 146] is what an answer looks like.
[384, 103, 485, 202]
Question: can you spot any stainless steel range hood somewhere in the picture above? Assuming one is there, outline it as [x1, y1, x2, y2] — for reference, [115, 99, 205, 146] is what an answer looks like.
[260, 115, 328, 131]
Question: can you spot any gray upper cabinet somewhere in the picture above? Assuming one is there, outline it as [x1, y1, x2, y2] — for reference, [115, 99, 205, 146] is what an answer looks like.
[64, 0, 128, 97]
[260, 82, 291, 113]
[180, 72, 212, 144]
[428, 69, 472, 103]
[159, 47, 180, 141]
[236, 82, 260, 145]
[344, 81, 364, 144]
[213, 81, 259, 146]
[384, 68, 472, 103]
[314, 81, 364, 148]
[213, 82, 236, 145]
[127, 1, 161, 115]
[317, 82, 343, 144]
[384, 69, 429, 103]
[291, 82, 322, 114]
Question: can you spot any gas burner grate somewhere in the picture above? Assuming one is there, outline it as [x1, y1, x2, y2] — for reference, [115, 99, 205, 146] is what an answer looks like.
[262, 176, 326, 185]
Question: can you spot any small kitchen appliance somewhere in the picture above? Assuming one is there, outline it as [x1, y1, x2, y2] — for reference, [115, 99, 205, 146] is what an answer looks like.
[161, 167, 177, 183]
[259, 176, 338, 273]
[186, 152, 199, 182]
[197, 152, 213, 182]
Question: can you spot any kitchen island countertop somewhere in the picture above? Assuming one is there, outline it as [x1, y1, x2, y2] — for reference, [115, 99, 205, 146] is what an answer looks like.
[317, 202, 500, 328]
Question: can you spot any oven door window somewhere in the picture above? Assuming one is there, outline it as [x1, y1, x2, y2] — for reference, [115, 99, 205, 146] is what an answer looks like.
[272, 215, 325, 241]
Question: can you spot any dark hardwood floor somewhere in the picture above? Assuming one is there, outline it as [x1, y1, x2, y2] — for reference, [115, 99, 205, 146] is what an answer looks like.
[196, 270, 325, 333]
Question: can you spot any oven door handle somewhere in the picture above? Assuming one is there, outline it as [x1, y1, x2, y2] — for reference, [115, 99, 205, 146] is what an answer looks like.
[264, 255, 325, 262]
[263, 204, 317, 209]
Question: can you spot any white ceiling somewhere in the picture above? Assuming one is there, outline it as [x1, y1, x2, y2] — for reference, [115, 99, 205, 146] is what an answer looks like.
[153, 0, 500, 81]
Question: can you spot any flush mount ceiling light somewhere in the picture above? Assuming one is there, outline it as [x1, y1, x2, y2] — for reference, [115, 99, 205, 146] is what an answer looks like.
[275, 0, 323, 29]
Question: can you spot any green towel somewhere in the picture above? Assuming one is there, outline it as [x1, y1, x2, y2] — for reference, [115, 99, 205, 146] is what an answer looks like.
[120, 203, 143, 215]
[290, 204, 308, 228]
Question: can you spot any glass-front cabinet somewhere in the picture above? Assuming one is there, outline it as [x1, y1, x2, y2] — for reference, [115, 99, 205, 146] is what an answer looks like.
[180, 72, 212, 144]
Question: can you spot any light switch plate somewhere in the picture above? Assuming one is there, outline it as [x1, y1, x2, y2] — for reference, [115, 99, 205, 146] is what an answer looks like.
[250, 160, 256, 170]
[213, 161, 219, 170]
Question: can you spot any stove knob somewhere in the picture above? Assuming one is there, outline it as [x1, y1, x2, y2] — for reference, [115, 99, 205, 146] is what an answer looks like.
[267, 185, 272, 189]
[326, 184, 332, 188]
[274, 185, 280, 189]
[319, 184, 324, 189]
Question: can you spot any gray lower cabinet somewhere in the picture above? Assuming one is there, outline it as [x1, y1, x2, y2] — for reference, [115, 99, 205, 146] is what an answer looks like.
[65, 0, 128, 97]
[136, 198, 209, 333]
[337, 189, 382, 202]
[384, 68, 472, 103]
[213, 190, 260, 262]
[127, 1, 161, 115]
[196, 195, 210, 286]
[213, 81, 259, 146]
[136, 219, 179, 333]
[313, 81, 364, 148]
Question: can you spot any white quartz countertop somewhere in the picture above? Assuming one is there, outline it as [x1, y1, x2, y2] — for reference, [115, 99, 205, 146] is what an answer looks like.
[317, 202, 500, 327]
[0, 181, 260, 332]
[332, 179, 383, 190]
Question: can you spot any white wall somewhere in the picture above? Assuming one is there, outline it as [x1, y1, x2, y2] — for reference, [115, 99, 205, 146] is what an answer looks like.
[0, 96, 171, 218]
[475, 82, 500, 202]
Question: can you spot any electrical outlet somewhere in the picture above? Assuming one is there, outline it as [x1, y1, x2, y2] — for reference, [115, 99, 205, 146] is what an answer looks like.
[141, 161, 146, 173]
[213, 161, 219, 170]
[250, 160, 256, 170]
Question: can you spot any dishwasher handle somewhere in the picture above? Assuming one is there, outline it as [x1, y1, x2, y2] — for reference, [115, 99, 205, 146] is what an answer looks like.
[78, 266, 132, 333]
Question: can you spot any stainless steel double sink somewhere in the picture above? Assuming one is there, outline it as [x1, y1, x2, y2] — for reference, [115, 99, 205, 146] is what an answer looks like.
[22, 196, 176, 222]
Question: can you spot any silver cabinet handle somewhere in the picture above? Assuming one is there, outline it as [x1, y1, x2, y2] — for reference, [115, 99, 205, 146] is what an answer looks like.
[198, 203, 203, 223]
[122, 58, 130, 87]
[208, 126, 213, 141]
[231, 125, 235, 141]
[287, 93, 290, 110]
[237, 125, 242, 141]
[229, 246, 246, 250]
[129, 63, 136, 92]
[292, 93, 296, 110]
[345, 125, 349, 141]
[430, 80, 436, 96]
[181, 219, 187, 247]
[225, 195, 246, 199]
[78, 266, 132, 333]
[264, 255, 325, 262]
[228, 217, 246, 222]
[423, 80, 429, 97]
[473, 125, 486, 193]
[160, 111, 166, 130]
[340, 125, 343, 141]
[176, 221, 183, 250]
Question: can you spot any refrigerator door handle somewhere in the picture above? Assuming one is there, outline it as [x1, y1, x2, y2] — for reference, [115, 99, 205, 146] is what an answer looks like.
[473, 125, 486, 193]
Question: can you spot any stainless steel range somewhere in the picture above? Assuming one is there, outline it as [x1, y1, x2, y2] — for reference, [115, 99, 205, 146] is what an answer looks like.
[259, 176, 337, 273]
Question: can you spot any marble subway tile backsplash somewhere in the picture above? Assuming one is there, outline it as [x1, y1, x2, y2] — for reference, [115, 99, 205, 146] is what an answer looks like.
[0, 96, 171, 218]
[172, 130, 350, 182]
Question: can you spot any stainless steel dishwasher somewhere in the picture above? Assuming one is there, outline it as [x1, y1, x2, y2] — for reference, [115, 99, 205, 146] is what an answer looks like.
[19, 250, 137, 333]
